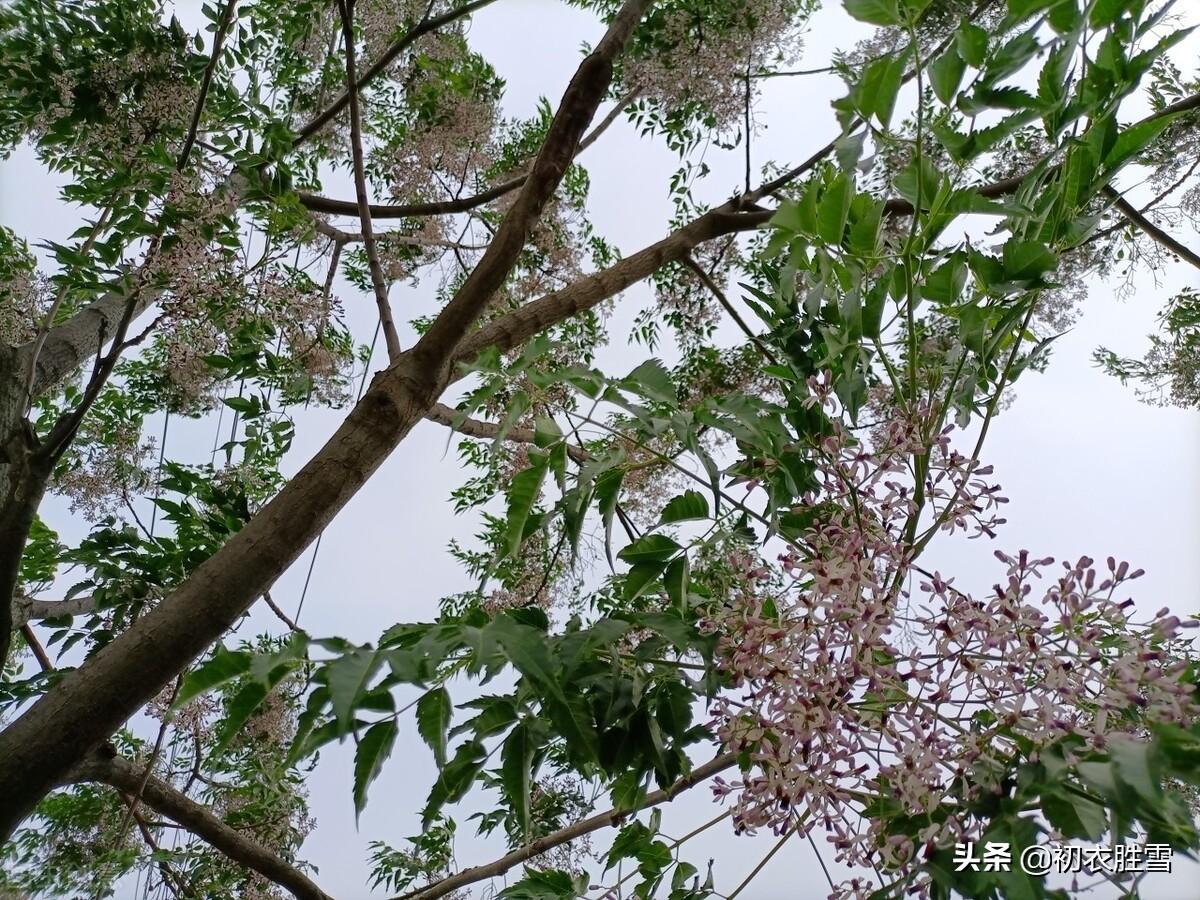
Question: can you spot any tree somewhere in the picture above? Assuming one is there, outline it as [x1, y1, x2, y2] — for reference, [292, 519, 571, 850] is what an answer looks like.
[1, 0, 1199, 897]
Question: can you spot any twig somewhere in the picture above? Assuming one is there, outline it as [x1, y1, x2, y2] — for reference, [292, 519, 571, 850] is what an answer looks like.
[397, 751, 739, 900]
[178, 0, 238, 169]
[681, 254, 778, 364]
[293, 0, 501, 146]
[298, 86, 640, 219]
[337, 0, 403, 361]
[1101, 184, 1200, 271]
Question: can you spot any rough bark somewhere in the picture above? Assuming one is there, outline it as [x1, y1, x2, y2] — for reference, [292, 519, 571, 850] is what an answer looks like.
[0, 348, 54, 667]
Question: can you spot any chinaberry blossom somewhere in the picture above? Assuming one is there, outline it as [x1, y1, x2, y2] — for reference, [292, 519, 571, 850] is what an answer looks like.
[706, 379, 1198, 899]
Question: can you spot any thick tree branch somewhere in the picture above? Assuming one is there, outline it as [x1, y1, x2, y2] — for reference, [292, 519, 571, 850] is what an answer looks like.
[0, 0, 651, 838]
[396, 752, 739, 900]
[11, 593, 98, 628]
[453, 204, 768, 367]
[410, 0, 652, 368]
[72, 753, 332, 900]
[12, 283, 155, 399]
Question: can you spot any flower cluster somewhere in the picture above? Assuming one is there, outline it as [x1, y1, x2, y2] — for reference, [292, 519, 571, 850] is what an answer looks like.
[623, 1, 805, 128]
[0, 267, 51, 346]
[705, 381, 1198, 899]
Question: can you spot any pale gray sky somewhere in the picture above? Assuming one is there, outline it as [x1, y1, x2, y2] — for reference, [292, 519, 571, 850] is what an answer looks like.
[2, 0, 1199, 897]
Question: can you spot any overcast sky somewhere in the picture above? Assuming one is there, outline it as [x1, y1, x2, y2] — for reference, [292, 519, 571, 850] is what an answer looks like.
[3, 0, 1200, 897]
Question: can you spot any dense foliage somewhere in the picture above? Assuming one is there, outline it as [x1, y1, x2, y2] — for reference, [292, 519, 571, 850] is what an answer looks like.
[1, 0, 1199, 898]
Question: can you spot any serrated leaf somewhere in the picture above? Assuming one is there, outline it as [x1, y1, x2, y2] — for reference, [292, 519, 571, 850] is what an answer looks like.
[416, 686, 452, 767]
[956, 22, 989, 67]
[663, 556, 689, 609]
[353, 718, 398, 819]
[618, 533, 681, 564]
[176, 645, 251, 706]
[503, 457, 548, 559]
[621, 359, 676, 404]
[817, 172, 853, 245]
[501, 722, 539, 841]
[844, 0, 901, 26]
[929, 46, 966, 104]
[423, 740, 487, 828]
[327, 648, 383, 732]
[659, 490, 709, 524]
[1102, 114, 1179, 176]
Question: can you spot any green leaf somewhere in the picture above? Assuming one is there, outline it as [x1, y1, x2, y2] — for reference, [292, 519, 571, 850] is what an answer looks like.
[1108, 734, 1160, 802]
[214, 680, 270, 749]
[423, 740, 487, 828]
[176, 645, 250, 706]
[986, 28, 1040, 83]
[1002, 238, 1057, 281]
[929, 46, 966, 104]
[353, 718, 399, 819]
[501, 722, 539, 841]
[499, 868, 589, 899]
[594, 466, 625, 568]
[621, 359, 676, 404]
[327, 648, 384, 732]
[1090, 0, 1125, 28]
[503, 458, 548, 559]
[663, 556, 689, 609]
[844, 0, 901, 26]
[623, 560, 667, 600]
[1043, 787, 1106, 840]
[894, 156, 941, 209]
[416, 687, 452, 767]
[817, 173, 853, 245]
[859, 54, 907, 127]
[618, 534, 682, 564]
[1006, 0, 1068, 22]
[862, 279, 888, 339]
[659, 490, 709, 524]
[489, 617, 561, 696]
[834, 130, 867, 173]
[956, 22, 989, 67]
[1102, 114, 1179, 176]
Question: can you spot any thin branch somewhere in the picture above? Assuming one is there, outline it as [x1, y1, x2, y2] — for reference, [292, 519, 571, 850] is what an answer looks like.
[19, 624, 53, 672]
[178, 0, 238, 169]
[262, 590, 304, 633]
[726, 819, 800, 899]
[424, 402, 589, 462]
[122, 794, 199, 899]
[397, 752, 739, 900]
[11, 592, 98, 628]
[337, 0, 403, 361]
[293, 0, 501, 146]
[72, 753, 333, 900]
[1101, 184, 1200, 271]
[751, 65, 835, 78]
[297, 87, 640, 220]
[681, 254, 778, 364]
[310, 217, 489, 250]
